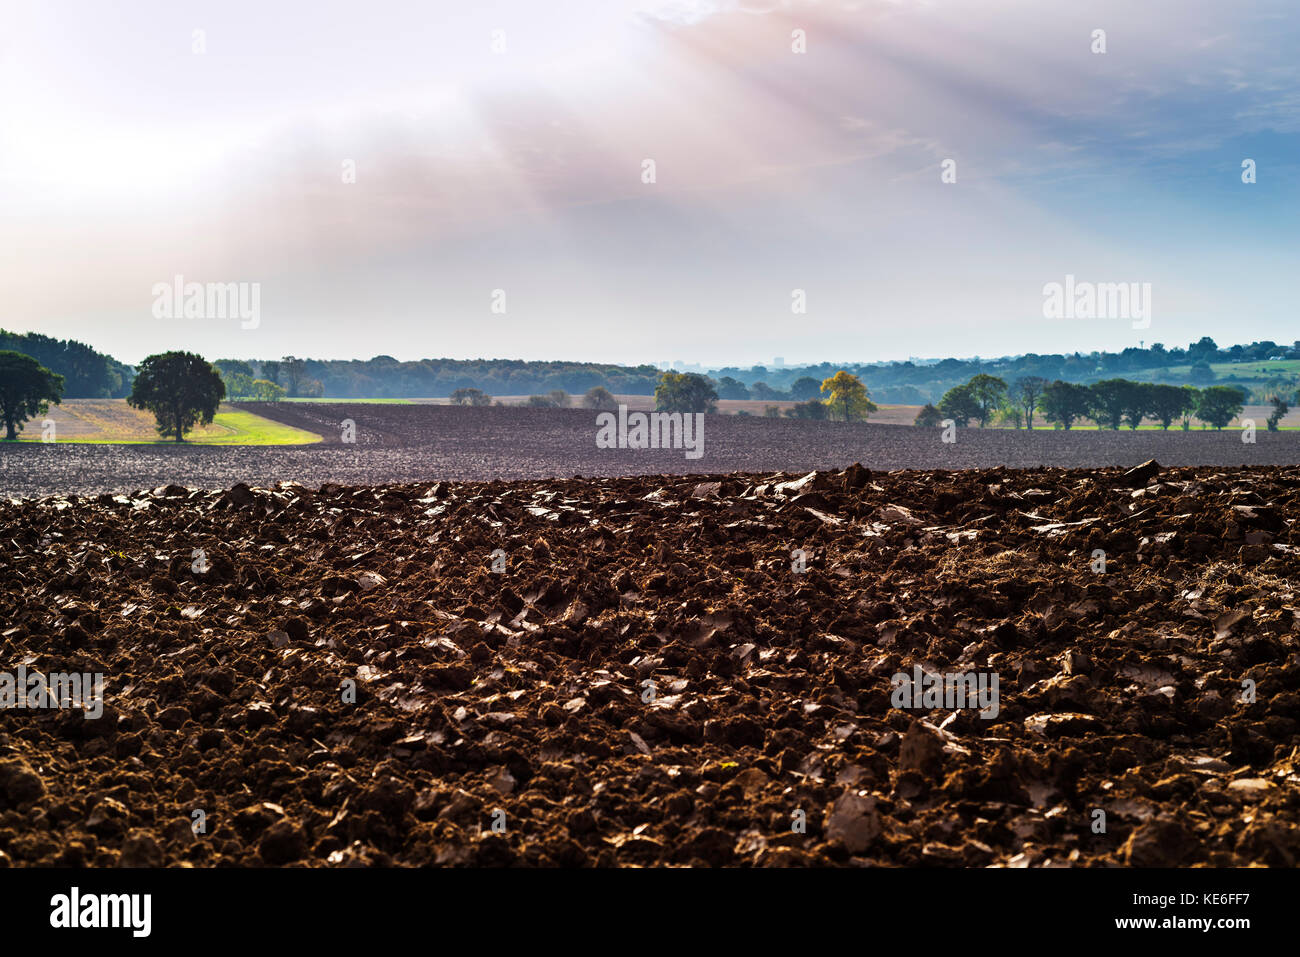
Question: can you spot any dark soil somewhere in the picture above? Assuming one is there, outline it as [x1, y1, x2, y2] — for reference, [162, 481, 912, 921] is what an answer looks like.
[3, 404, 1299, 499]
[1, 463, 1298, 867]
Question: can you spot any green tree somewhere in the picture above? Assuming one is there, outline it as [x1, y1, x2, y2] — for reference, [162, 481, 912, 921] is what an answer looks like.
[1189, 361, 1216, 384]
[820, 371, 877, 421]
[224, 372, 257, 398]
[1180, 386, 1200, 430]
[450, 387, 491, 406]
[785, 399, 829, 420]
[913, 403, 943, 427]
[1013, 376, 1047, 430]
[0, 329, 127, 397]
[250, 379, 285, 402]
[790, 376, 821, 401]
[281, 356, 307, 397]
[1146, 383, 1195, 429]
[583, 386, 618, 410]
[714, 376, 750, 400]
[996, 404, 1023, 429]
[0, 351, 64, 440]
[655, 372, 718, 413]
[1188, 336, 1219, 361]
[965, 374, 1008, 427]
[1121, 382, 1154, 430]
[1267, 394, 1290, 431]
[1038, 380, 1092, 430]
[127, 351, 225, 442]
[1089, 378, 1133, 430]
[214, 358, 254, 380]
[937, 383, 980, 426]
[1195, 385, 1246, 429]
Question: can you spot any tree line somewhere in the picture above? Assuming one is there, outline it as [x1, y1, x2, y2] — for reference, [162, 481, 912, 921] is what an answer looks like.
[914, 375, 1286, 431]
[5, 328, 1298, 404]
[0, 329, 132, 398]
[228, 336, 1294, 404]
[650, 370, 876, 419]
[212, 356, 665, 399]
[707, 337, 1300, 404]
[3, 349, 1286, 445]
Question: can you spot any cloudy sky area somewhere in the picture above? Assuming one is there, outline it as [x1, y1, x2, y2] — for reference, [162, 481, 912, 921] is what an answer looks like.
[3, 0, 1299, 366]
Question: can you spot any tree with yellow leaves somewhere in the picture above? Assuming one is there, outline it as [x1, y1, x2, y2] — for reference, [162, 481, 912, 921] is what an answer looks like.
[820, 370, 878, 422]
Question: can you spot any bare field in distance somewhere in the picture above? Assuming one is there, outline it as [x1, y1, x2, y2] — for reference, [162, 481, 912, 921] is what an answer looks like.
[4, 402, 1300, 500]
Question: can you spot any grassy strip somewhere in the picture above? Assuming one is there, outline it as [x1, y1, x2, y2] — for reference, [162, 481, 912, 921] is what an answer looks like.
[9, 410, 322, 445]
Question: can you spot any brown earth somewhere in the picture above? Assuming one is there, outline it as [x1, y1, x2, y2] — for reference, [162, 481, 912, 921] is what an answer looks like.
[37, 400, 160, 441]
[1, 463, 1299, 867]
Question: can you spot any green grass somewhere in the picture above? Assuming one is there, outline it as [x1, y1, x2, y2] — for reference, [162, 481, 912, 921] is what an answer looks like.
[1133, 360, 1300, 385]
[1211, 359, 1300, 375]
[192, 410, 323, 445]
[11, 410, 321, 445]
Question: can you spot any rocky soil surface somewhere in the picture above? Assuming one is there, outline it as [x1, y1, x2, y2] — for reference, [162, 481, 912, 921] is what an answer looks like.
[1, 462, 1299, 867]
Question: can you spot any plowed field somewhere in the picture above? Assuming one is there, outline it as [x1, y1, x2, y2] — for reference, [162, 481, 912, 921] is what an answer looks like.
[2, 463, 1298, 867]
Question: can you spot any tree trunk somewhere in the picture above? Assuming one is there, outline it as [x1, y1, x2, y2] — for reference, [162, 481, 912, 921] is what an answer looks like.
[4, 419, 15, 441]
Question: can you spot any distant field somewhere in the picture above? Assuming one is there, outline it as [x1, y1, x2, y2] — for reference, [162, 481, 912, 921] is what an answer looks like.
[278, 393, 922, 423]
[7, 402, 1300, 499]
[572, 394, 918, 423]
[259, 394, 1300, 429]
[1129, 359, 1300, 393]
[14, 400, 322, 445]
[281, 397, 438, 404]
[1209, 358, 1300, 376]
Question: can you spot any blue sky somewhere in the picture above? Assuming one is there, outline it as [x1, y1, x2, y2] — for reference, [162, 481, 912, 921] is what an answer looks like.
[3, 0, 1299, 365]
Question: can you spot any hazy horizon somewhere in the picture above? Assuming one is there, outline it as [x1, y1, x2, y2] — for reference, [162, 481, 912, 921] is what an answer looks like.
[5, 0, 1300, 367]
[9, 325, 1290, 374]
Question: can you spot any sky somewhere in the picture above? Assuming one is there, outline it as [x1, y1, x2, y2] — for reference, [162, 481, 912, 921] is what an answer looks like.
[3, 0, 1299, 367]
